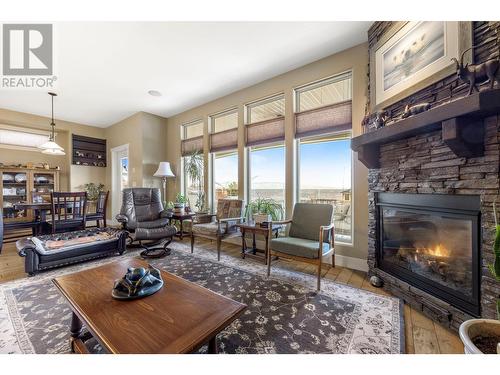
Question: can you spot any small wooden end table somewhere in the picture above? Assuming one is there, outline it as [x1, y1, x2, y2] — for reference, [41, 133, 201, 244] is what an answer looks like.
[236, 222, 282, 265]
[52, 258, 246, 354]
[168, 210, 195, 240]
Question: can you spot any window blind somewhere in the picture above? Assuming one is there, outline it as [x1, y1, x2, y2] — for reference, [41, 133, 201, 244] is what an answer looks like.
[181, 135, 203, 156]
[210, 128, 238, 152]
[245, 116, 285, 147]
[295, 99, 352, 139]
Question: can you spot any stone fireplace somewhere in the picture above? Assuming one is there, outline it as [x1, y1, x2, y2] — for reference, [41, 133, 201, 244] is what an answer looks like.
[350, 21, 500, 331]
[364, 115, 500, 330]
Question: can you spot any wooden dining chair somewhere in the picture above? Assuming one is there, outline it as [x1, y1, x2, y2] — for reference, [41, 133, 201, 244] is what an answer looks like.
[86, 191, 109, 228]
[48, 192, 87, 234]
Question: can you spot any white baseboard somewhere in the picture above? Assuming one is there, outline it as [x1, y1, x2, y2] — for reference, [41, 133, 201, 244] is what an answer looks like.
[333, 254, 368, 272]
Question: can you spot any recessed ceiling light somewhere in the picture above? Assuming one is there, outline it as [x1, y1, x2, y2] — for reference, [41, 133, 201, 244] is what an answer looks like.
[148, 90, 162, 97]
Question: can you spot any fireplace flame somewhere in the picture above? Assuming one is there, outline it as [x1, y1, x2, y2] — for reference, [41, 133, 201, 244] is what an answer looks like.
[415, 243, 451, 258]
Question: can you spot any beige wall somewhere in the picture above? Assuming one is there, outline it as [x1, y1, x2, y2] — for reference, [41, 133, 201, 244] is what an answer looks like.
[140, 112, 168, 191]
[166, 43, 369, 262]
[104, 112, 144, 191]
[0, 108, 107, 191]
[104, 111, 168, 218]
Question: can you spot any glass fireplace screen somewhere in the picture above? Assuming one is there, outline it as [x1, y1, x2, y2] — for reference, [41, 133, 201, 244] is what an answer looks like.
[380, 207, 473, 298]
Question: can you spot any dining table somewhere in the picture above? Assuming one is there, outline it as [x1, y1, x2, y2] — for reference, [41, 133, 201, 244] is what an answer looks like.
[13, 201, 84, 235]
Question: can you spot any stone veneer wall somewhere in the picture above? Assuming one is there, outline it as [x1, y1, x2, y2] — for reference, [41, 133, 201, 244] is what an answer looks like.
[366, 22, 500, 330]
[367, 115, 500, 329]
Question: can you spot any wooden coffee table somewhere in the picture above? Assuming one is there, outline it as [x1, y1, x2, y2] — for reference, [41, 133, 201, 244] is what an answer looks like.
[52, 258, 246, 354]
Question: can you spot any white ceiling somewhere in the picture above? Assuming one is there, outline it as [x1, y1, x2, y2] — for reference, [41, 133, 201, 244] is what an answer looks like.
[0, 22, 371, 127]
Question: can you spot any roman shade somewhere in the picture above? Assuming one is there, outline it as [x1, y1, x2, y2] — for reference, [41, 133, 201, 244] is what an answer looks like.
[210, 128, 238, 152]
[245, 116, 285, 147]
[181, 135, 203, 156]
[295, 99, 352, 139]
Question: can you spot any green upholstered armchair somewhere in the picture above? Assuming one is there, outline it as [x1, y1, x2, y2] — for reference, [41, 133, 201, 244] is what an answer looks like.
[190, 199, 245, 261]
[267, 203, 335, 291]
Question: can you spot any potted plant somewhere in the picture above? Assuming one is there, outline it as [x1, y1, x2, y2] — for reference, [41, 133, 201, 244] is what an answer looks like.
[174, 193, 187, 211]
[245, 197, 284, 225]
[459, 199, 500, 354]
[82, 183, 104, 213]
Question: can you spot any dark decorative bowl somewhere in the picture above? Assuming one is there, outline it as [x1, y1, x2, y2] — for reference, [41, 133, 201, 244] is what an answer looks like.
[112, 265, 164, 300]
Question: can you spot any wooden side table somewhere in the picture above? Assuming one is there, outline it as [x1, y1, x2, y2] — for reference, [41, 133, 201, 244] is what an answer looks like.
[168, 210, 195, 240]
[236, 222, 282, 265]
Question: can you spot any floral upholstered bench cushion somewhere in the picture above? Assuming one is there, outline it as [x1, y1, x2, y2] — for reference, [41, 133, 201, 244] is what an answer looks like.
[30, 228, 124, 255]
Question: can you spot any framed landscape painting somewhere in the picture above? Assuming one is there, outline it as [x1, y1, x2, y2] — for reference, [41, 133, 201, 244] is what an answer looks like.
[370, 21, 472, 111]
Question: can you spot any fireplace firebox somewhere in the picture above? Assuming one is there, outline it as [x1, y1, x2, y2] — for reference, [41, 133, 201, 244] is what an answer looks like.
[376, 193, 481, 316]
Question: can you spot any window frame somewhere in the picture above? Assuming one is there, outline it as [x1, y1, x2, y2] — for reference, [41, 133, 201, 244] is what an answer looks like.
[0, 124, 52, 152]
[181, 119, 204, 206]
[181, 118, 204, 140]
[209, 107, 238, 134]
[295, 130, 354, 245]
[210, 148, 239, 212]
[293, 70, 352, 114]
[246, 141, 286, 212]
[244, 93, 285, 125]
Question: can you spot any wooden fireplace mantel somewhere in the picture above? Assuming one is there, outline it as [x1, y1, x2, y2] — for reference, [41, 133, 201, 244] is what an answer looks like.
[351, 89, 500, 169]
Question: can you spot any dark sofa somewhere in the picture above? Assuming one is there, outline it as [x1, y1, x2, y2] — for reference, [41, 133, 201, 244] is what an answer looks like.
[16, 228, 127, 276]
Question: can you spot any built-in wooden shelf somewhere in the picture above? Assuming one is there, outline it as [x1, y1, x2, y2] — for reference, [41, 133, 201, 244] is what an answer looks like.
[72, 134, 107, 167]
[351, 89, 500, 169]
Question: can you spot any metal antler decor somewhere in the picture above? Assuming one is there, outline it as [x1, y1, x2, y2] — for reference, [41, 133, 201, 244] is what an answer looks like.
[451, 47, 500, 96]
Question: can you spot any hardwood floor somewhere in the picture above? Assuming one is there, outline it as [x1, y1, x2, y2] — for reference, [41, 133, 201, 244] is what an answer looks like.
[0, 237, 464, 354]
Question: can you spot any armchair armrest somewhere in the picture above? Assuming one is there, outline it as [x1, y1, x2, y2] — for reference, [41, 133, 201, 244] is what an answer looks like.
[320, 223, 335, 231]
[217, 216, 245, 223]
[160, 210, 173, 218]
[193, 213, 216, 224]
[115, 214, 128, 223]
[319, 223, 335, 248]
[217, 216, 245, 233]
[269, 219, 292, 226]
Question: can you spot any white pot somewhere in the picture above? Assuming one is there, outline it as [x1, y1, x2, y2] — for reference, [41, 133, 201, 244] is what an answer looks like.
[459, 319, 500, 354]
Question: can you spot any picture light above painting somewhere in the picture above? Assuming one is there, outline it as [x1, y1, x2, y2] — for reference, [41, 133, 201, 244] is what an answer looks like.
[370, 21, 473, 111]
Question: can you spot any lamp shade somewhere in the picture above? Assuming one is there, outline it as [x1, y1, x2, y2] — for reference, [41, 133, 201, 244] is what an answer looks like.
[153, 162, 175, 178]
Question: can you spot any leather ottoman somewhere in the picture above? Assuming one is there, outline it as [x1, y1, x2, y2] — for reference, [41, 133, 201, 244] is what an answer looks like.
[134, 226, 177, 258]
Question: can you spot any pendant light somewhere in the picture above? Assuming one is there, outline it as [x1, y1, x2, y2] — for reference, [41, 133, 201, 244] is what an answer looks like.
[39, 92, 65, 155]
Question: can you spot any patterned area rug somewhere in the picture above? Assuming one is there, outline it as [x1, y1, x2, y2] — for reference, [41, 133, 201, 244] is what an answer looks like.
[0, 242, 404, 354]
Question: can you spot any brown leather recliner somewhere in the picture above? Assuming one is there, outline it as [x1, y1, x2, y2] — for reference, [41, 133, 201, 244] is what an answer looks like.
[116, 188, 176, 258]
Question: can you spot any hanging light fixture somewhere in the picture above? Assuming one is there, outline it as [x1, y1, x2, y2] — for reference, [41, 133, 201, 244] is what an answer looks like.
[39, 92, 65, 155]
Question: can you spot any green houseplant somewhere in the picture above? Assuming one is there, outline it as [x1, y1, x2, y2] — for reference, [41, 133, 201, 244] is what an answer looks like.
[83, 183, 105, 201]
[174, 193, 188, 210]
[82, 183, 105, 214]
[245, 197, 284, 223]
[459, 199, 500, 354]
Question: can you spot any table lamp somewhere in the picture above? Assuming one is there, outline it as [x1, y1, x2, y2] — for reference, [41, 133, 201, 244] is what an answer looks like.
[153, 162, 175, 206]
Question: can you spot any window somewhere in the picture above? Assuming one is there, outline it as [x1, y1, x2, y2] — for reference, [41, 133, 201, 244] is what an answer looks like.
[181, 120, 204, 211]
[212, 150, 238, 209]
[295, 72, 353, 244]
[248, 143, 285, 209]
[298, 134, 352, 243]
[182, 120, 204, 139]
[183, 153, 204, 211]
[212, 109, 238, 133]
[246, 94, 284, 124]
[0, 125, 50, 151]
[295, 72, 352, 112]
